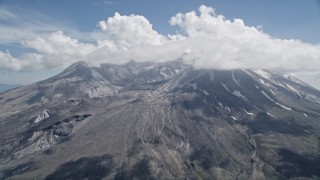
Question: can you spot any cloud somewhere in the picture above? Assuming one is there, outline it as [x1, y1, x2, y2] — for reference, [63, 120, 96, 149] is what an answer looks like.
[0, 50, 43, 71]
[97, 12, 165, 49]
[1, 5, 320, 88]
[166, 5, 320, 72]
[0, 8, 18, 20]
[0, 7, 62, 45]
[87, 5, 320, 73]
[0, 31, 96, 71]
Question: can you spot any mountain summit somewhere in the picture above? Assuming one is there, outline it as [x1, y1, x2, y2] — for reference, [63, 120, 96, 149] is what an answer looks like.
[1, 60, 320, 179]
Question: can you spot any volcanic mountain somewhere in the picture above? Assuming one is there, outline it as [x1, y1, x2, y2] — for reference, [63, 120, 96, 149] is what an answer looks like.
[0, 60, 320, 179]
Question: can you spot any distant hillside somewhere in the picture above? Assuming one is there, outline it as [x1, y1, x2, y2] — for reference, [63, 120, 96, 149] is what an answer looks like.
[0, 84, 21, 93]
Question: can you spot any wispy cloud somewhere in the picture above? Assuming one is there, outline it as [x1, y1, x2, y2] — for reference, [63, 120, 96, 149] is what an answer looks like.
[0, 8, 18, 20]
[0, 7, 92, 45]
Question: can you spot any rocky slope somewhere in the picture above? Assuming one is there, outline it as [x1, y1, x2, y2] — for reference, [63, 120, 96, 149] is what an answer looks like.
[0, 60, 320, 179]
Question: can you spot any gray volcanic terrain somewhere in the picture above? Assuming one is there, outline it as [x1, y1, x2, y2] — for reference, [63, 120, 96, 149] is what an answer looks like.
[0, 60, 320, 179]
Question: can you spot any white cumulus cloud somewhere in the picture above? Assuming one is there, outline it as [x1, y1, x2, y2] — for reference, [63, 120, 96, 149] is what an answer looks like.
[1, 5, 320, 88]
[97, 12, 165, 49]
[0, 31, 96, 71]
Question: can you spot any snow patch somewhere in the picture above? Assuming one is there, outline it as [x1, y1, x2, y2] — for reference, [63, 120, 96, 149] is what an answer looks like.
[253, 69, 271, 80]
[267, 112, 276, 118]
[230, 116, 237, 121]
[241, 69, 255, 78]
[224, 106, 231, 112]
[221, 83, 248, 101]
[217, 101, 231, 112]
[277, 103, 291, 111]
[259, 79, 271, 87]
[270, 89, 276, 95]
[160, 70, 169, 78]
[232, 71, 241, 87]
[221, 83, 230, 92]
[286, 84, 302, 98]
[200, 89, 210, 95]
[275, 82, 286, 88]
[232, 90, 249, 101]
[303, 113, 308, 118]
[218, 102, 223, 108]
[243, 109, 254, 116]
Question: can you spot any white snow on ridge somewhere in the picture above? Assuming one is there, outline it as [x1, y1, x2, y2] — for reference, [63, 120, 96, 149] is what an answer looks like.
[200, 89, 210, 95]
[160, 70, 169, 78]
[261, 91, 292, 110]
[232, 90, 249, 101]
[232, 71, 241, 87]
[34, 109, 50, 123]
[261, 90, 275, 101]
[285, 84, 302, 98]
[217, 102, 231, 112]
[270, 89, 276, 95]
[267, 112, 276, 118]
[218, 102, 223, 108]
[259, 79, 271, 87]
[286, 84, 299, 94]
[253, 69, 271, 80]
[230, 116, 237, 121]
[243, 109, 254, 116]
[303, 113, 308, 118]
[221, 83, 230, 92]
[221, 83, 249, 101]
[277, 103, 292, 111]
[274, 82, 286, 88]
[241, 69, 255, 78]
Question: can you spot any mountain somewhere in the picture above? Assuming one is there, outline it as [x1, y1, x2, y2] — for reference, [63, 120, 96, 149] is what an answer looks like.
[0, 60, 320, 179]
[0, 84, 20, 93]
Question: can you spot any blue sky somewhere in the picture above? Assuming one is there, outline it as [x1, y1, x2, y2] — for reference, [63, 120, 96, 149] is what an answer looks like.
[0, 0, 320, 88]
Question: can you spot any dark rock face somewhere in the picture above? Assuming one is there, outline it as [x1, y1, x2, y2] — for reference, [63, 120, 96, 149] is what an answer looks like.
[0, 60, 320, 179]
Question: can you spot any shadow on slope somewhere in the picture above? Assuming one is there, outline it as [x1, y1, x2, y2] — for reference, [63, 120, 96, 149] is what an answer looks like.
[248, 112, 312, 136]
[45, 154, 113, 180]
[0, 161, 38, 180]
[276, 148, 320, 178]
[115, 158, 155, 180]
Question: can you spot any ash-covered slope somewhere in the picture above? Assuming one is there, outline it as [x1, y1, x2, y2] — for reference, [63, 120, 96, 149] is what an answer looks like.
[0, 60, 320, 179]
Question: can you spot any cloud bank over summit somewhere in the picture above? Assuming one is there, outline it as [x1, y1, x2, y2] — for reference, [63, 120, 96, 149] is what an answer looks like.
[1, 5, 320, 84]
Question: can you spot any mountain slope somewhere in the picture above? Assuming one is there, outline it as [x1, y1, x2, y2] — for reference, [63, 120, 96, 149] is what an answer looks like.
[0, 60, 320, 179]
